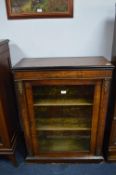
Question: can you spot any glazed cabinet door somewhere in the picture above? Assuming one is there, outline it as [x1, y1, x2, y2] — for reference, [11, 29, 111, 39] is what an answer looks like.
[0, 101, 9, 149]
[17, 79, 102, 158]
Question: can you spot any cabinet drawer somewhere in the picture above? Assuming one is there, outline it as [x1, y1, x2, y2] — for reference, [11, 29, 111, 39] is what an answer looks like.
[110, 121, 116, 147]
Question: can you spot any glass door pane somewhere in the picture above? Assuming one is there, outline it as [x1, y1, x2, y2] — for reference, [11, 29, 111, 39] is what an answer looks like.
[38, 131, 90, 152]
[35, 106, 92, 130]
[32, 85, 94, 153]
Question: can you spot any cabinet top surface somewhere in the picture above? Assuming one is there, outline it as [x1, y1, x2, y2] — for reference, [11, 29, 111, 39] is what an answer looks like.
[13, 57, 114, 71]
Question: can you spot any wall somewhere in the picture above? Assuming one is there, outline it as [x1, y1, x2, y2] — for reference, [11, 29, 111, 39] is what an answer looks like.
[0, 0, 116, 66]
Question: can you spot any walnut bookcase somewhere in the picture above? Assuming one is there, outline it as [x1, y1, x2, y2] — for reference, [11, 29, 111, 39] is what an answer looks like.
[13, 57, 113, 163]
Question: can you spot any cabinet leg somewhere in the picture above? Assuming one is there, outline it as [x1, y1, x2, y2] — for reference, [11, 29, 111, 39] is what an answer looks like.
[8, 154, 17, 166]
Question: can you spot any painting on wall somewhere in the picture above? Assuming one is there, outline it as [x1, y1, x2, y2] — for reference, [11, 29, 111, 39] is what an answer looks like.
[6, 0, 73, 19]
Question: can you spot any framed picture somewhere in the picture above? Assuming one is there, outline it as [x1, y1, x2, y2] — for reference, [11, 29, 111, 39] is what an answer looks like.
[6, 0, 73, 19]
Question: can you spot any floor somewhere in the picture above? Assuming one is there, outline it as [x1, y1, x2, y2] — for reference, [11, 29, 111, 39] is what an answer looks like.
[0, 140, 116, 175]
[0, 153, 116, 175]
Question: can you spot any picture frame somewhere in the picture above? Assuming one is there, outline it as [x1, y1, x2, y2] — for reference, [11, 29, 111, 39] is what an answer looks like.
[5, 0, 73, 19]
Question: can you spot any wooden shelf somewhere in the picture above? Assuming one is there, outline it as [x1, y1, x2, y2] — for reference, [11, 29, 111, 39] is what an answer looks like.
[36, 126, 91, 131]
[39, 136, 90, 152]
[34, 98, 93, 106]
[36, 118, 91, 130]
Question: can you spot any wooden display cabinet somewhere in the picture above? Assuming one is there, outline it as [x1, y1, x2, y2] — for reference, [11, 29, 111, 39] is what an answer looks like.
[0, 40, 18, 165]
[13, 57, 113, 163]
[106, 74, 116, 161]
[106, 9, 116, 161]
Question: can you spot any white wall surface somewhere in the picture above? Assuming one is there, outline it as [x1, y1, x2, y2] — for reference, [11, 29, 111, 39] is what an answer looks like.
[0, 0, 116, 66]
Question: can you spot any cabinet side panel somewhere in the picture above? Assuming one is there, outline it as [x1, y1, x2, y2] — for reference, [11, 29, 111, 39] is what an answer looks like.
[0, 42, 18, 146]
[96, 79, 111, 155]
[90, 81, 102, 154]
[107, 70, 116, 160]
[15, 81, 34, 156]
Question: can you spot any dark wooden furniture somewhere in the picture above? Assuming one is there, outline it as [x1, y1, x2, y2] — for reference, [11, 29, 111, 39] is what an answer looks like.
[13, 57, 113, 163]
[0, 40, 17, 165]
[106, 11, 116, 161]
